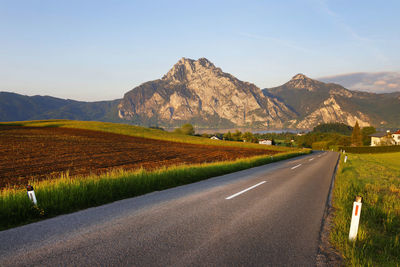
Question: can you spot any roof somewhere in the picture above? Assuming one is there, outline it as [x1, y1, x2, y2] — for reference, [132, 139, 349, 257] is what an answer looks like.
[394, 130, 400, 134]
[369, 132, 387, 137]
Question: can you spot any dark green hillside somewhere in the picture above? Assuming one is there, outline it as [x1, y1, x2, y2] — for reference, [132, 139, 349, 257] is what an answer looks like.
[0, 92, 121, 122]
[264, 88, 327, 119]
[264, 76, 337, 118]
[313, 122, 353, 135]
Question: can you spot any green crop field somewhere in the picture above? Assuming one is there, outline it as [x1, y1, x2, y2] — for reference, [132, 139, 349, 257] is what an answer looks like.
[331, 152, 400, 266]
[0, 119, 296, 151]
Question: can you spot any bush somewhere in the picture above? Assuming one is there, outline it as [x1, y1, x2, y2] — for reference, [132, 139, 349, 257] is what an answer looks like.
[174, 124, 195, 135]
[312, 141, 332, 150]
[339, 145, 400, 154]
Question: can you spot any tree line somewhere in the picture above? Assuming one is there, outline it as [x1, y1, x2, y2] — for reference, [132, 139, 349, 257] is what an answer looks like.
[172, 122, 378, 149]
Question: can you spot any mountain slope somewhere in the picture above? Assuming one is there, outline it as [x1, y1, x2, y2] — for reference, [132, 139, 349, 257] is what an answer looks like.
[118, 58, 295, 128]
[0, 92, 120, 122]
[263, 74, 400, 129]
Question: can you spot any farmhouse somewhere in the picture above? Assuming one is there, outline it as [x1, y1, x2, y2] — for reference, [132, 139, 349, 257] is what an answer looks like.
[392, 130, 400, 145]
[259, 139, 272, 145]
[369, 130, 399, 146]
[210, 136, 220, 140]
[369, 132, 387, 146]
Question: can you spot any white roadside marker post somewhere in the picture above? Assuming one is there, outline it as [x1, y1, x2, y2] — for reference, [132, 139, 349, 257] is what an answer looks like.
[26, 185, 37, 205]
[344, 155, 348, 163]
[349, 196, 362, 241]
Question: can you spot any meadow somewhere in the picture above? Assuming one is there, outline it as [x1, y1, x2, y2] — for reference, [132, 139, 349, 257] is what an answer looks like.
[331, 152, 400, 266]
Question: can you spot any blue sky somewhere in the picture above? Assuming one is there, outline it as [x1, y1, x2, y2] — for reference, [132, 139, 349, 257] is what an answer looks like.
[1, 0, 399, 100]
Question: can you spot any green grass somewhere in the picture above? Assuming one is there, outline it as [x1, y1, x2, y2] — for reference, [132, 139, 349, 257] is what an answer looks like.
[0, 151, 308, 231]
[331, 152, 400, 266]
[0, 119, 295, 151]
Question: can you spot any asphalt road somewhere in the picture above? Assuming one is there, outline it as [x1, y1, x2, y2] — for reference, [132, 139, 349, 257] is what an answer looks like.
[0, 151, 339, 267]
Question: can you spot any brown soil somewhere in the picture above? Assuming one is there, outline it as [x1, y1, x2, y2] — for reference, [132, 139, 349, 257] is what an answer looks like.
[0, 126, 278, 189]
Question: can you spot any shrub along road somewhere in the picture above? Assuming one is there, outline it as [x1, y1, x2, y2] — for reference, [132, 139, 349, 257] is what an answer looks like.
[0, 152, 339, 266]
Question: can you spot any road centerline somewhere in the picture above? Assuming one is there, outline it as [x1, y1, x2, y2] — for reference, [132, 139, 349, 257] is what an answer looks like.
[225, 181, 266, 200]
[291, 164, 302, 170]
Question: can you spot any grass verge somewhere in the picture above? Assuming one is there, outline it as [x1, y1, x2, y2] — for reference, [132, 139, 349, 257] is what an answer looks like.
[331, 152, 400, 266]
[0, 150, 308, 231]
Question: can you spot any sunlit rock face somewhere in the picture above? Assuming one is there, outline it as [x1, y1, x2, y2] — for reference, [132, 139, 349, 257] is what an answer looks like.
[262, 73, 400, 129]
[118, 60, 400, 129]
[294, 96, 370, 129]
[118, 58, 294, 128]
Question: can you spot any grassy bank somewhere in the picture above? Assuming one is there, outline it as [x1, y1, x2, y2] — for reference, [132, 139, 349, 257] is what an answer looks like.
[0, 120, 294, 151]
[331, 152, 400, 266]
[0, 150, 308, 231]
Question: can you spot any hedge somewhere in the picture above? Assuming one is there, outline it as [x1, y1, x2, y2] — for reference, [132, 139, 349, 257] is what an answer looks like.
[338, 145, 400, 154]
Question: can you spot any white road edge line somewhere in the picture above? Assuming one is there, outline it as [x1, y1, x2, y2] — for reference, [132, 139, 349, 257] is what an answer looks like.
[291, 164, 302, 170]
[225, 181, 266, 200]
[309, 158, 314, 161]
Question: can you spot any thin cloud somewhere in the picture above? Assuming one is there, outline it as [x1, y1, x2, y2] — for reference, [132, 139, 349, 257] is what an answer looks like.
[314, 0, 388, 62]
[238, 32, 313, 54]
[319, 71, 400, 93]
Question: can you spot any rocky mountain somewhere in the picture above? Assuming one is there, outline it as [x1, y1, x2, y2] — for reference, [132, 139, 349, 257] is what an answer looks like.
[118, 58, 295, 128]
[2, 59, 400, 130]
[0, 92, 120, 122]
[263, 74, 400, 129]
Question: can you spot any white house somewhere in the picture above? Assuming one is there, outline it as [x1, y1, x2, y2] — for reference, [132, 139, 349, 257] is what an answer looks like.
[210, 136, 220, 140]
[370, 132, 387, 146]
[370, 130, 399, 146]
[392, 130, 400, 145]
[259, 139, 272, 145]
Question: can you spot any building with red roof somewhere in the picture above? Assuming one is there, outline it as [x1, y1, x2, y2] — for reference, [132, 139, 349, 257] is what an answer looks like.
[393, 130, 400, 145]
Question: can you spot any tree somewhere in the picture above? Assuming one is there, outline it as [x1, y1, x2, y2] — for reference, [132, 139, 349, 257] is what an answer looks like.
[351, 121, 363, 147]
[231, 130, 242, 141]
[174, 123, 195, 135]
[242, 132, 257, 143]
[337, 136, 351, 146]
[223, 131, 232, 141]
[361, 126, 376, 146]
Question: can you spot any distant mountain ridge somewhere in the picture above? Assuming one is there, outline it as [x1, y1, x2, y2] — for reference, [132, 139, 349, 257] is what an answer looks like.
[0, 92, 120, 122]
[1, 58, 400, 129]
[263, 74, 400, 129]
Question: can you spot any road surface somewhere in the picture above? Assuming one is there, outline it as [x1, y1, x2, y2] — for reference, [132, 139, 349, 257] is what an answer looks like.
[0, 151, 339, 266]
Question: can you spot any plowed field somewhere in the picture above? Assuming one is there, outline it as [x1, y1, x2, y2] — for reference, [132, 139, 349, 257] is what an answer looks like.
[0, 126, 278, 188]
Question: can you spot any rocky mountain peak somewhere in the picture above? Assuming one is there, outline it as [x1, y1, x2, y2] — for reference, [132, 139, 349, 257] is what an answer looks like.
[291, 73, 309, 80]
[162, 57, 218, 82]
[119, 57, 295, 127]
[286, 73, 322, 91]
